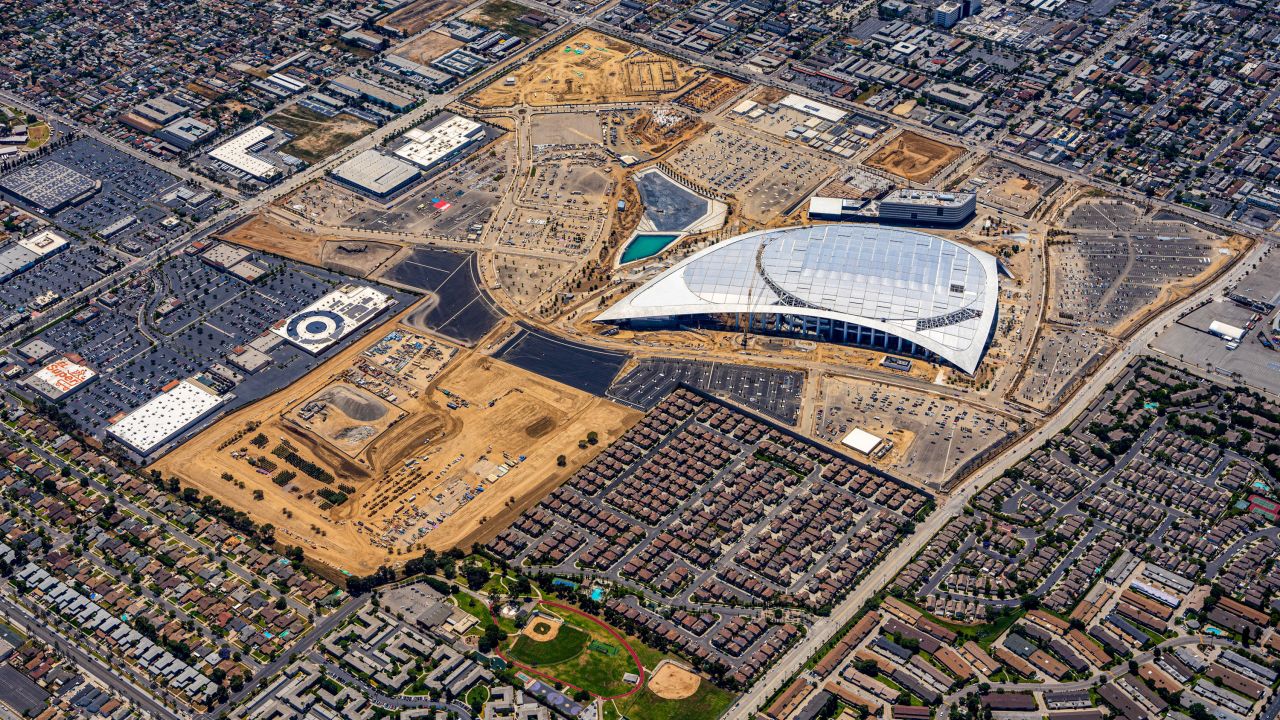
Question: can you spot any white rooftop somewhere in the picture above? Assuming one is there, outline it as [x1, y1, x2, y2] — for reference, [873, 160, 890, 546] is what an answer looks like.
[108, 380, 227, 455]
[597, 224, 1000, 373]
[17, 229, 70, 257]
[393, 116, 483, 170]
[271, 285, 395, 354]
[209, 126, 279, 180]
[842, 428, 883, 455]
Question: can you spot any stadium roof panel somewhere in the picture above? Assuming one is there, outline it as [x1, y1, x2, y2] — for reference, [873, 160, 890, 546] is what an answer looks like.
[596, 224, 999, 373]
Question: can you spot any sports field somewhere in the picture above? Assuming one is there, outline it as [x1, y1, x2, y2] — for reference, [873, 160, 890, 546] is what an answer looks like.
[501, 602, 644, 699]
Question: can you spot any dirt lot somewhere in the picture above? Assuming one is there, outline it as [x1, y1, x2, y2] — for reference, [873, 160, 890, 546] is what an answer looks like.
[379, 0, 468, 35]
[648, 661, 701, 700]
[468, 29, 703, 108]
[155, 317, 639, 575]
[393, 30, 464, 65]
[865, 131, 964, 183]
[219, 212, 404, 278]
[289, 383, 406, 458]
[268, 107, 376, 165]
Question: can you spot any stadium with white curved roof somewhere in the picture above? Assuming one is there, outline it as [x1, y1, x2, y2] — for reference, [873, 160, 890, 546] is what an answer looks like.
[596, 224, 1000, 373]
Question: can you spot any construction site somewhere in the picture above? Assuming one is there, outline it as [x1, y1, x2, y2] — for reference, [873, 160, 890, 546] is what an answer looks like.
[467, 30, 704, 108]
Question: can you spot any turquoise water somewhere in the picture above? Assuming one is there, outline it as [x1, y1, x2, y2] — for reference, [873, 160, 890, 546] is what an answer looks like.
[590, 587, 605, 601]
[620, 233, 679, 264]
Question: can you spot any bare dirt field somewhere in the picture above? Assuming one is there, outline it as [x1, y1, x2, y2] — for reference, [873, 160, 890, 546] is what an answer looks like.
[603, 107, 706, 160]
[468, 29, 703, 108]
[648, 661, 701, 700]
[289, 382, 406, 458]
[219, 212, 404, 278]
[393, 30, 464, 65]
[379, 0, 468, 36]
[155, 318, 640, 575]
[865, 131, 964, 183]
[815, 376, 1018, 487]
[267, 108, 376, 165]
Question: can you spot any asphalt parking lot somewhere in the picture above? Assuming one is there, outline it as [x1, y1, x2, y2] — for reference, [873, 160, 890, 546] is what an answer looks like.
[608, 358, 803, 424]
[389, 248, 505, 346]
[5, 250, 415, 439]
[495, 322, 629, 396]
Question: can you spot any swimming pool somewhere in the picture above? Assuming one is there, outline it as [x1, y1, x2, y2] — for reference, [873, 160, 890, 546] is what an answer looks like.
[619, 233, 680, 264]
[590, 587, 605, 602]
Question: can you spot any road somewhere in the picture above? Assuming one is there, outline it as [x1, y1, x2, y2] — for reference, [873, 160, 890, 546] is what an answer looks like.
[201, 595, 367, 720]
[721, 228, 1270, 719]
[0, 591, 171, 719]
[943, 635, 1232, 704]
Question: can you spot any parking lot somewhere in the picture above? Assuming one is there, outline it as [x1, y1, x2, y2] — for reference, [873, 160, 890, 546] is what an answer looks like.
[496, 322, 629, 396]
[5, 249, 415, 440]
[388, 247, 505, 345]
[608, 358, 803, 424]
[25, 138, 201, 254]
[1052, 199, 1224, 332]
[668, 125, 835, 222]
[1153, 278, 1280, 396]
[816, 377, 1017, 486]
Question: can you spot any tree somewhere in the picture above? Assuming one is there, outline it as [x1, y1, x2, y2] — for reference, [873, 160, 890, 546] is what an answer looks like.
[556, 454, 567, 467]
[464, 566, 491, 591]
[478, 624, 507, 653]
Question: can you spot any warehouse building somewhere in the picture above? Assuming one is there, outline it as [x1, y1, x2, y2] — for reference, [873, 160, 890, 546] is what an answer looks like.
[23, 355, 97, 403]
[107, 380, 229, 457]
[596, 224, 999, 373]
[208, 126, 281, 180]
[0, 229, 71, 282]
[392, 115, 485, 174]
[0, 162, 101, 212]
[271, 284, 396, 354]
[331, 149, 421, 198]
[156, 116, 217, 150]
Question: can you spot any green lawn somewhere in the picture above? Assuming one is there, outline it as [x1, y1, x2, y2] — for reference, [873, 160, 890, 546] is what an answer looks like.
[470, 0, 543, 39]
[613, 683, 736, 720]
[508, 623, 589, 666]
[504, 606, 642, 697]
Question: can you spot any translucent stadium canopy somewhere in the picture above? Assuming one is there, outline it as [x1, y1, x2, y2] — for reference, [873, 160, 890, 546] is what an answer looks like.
[596, 224, 999, 373]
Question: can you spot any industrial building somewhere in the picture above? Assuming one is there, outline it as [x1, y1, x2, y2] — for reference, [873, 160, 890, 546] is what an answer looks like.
[596, 224, 999, 373]
[23, 356, 97, 402]
[331, 149, 422, 198]
[808, 189, 975, 226]
[107, 379, 229, 457]
[0, 229, 71, 282]
[156, 117, 217, 150]
[327, 75, 415, 112]
[271, 284, 396, 354]
[924, 82, 987, 111]
[392, 115, 486, 174]
[878, 189, 976, 224]
[208, 126, 281, 180]
[0, 161, 101, 212]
